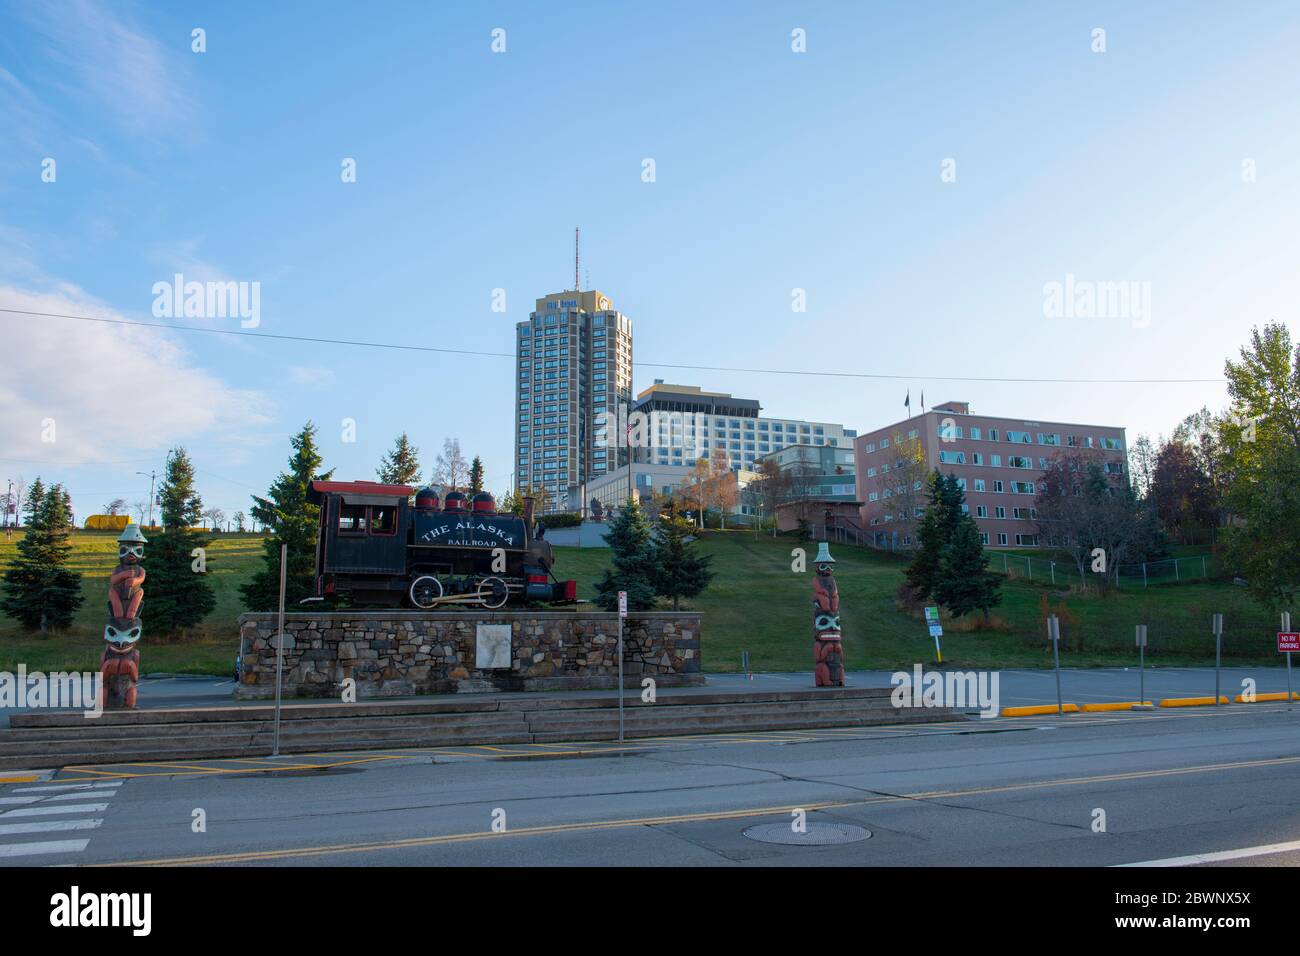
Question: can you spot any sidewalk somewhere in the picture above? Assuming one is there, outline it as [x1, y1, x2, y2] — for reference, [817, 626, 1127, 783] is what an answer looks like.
[2, 666, 1294, 727]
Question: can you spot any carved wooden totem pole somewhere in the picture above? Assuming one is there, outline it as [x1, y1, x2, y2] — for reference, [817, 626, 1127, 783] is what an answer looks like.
[102, 524, 146, 709]
[812, 540, 844, 686]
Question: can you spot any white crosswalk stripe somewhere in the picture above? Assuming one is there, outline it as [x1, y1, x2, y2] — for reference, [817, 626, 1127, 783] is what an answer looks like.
[0, 779, 122, 862]
[1, 803, 109, 817]
[0, 839, 91, 858]
[13, 781, 123, 793]
[0, 818, 103, 836]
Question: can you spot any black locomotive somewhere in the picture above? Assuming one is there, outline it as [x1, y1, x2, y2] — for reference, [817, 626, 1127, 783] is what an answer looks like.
[307, 481, 577, 609]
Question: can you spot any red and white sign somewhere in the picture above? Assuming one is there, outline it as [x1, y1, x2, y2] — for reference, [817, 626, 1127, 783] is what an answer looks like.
[1278, 632, 1300, 653]
[618, 590, 627, 619]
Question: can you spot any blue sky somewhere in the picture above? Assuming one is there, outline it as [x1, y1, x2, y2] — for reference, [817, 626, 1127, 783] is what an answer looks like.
[1, 0, 1297, 521]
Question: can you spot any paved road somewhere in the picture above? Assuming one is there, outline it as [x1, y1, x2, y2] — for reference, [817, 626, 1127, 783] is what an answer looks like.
[3, 701, 1297, 866]
[2, 666, 1292, 726]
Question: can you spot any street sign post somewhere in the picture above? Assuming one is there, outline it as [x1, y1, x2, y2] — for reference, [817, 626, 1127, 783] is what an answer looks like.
[1048, 614, 1063, 716]
[1213, 613, 1223, 706]
[924, 606, 943, 663]
[617, 590, 627, 744]
[1133, 625, 1152, 710]
[1281, 611, 1295, 711]
[273, 543, 287, 757]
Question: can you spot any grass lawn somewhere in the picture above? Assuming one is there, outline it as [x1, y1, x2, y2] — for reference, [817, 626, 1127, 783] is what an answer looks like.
[0, 530, 263, 676]
[558, 532, 1278, 672]
[0, 528, 1281, 675]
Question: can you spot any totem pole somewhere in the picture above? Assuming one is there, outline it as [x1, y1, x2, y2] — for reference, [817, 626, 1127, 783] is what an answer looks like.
[101, 524, 146, 709]
[812, 540, 844, 686]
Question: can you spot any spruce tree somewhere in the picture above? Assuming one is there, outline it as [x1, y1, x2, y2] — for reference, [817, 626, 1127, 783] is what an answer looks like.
[468, 456, 485, 495]
[241, 422, 334, 611]
[936, 513, 1003, 620]
[594, 497, 658, 611]
[22, 476, 45, 527]
[377, 433, 422, 485]
[1, 483, 83, 632]
[650, 506, 714, 610]
[904, 470, 961, 603]
[147, 448, 217, 635]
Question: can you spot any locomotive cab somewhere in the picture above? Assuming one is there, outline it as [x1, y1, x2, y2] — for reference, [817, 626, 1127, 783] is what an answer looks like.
[308, 481, 414, 604]
[308, 481, 577, 609]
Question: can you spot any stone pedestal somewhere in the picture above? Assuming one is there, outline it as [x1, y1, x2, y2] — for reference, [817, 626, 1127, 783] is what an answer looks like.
[235, 610, 703, 699]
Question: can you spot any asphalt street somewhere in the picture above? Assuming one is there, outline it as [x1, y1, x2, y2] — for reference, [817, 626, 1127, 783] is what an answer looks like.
[3, 700, 1298, 866]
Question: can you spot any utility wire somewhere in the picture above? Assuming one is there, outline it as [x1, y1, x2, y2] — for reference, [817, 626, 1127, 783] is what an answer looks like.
[1, 306, 1225, 385]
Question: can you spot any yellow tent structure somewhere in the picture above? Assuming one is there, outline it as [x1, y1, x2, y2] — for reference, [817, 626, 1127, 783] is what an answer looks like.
[84, 514, 134, 532]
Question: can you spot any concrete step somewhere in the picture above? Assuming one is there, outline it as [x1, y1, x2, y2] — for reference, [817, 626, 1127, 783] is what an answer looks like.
[529, 710, 960, 743]
[0, 687, 967, 769]
[3, 710, 529, 743]
[524, 698, 900, 727]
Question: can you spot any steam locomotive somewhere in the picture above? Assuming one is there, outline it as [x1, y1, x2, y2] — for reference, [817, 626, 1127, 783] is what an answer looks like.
[307, 481, 577, 609]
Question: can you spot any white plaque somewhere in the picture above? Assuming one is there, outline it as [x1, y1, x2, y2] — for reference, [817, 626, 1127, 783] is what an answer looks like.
[475, 624, 512, 670]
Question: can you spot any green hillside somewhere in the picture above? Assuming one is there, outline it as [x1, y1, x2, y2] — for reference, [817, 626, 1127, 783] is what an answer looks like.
[0, 529, 1282, 675]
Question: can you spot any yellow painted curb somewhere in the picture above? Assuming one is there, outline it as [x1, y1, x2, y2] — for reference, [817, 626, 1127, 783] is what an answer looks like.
[1160, 696, 1231, 708]
[1234, 692, 1300, 703]
[1000, 704, 1079, 717]
[0, 775, 40, 784]
[1081, 701, 1154, 712]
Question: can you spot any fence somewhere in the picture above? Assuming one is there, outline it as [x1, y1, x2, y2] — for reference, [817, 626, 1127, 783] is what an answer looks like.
[988, 552, 1221, 587]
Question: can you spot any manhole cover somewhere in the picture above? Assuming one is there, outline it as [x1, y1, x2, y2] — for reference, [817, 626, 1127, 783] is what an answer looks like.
[742, 822, 871, 846]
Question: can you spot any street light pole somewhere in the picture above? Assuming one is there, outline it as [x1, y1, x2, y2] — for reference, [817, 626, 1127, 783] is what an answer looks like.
[136, 470, 157, 527]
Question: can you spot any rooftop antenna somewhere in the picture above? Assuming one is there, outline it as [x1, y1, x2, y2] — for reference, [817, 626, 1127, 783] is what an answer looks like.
[574, 226, 580, 292]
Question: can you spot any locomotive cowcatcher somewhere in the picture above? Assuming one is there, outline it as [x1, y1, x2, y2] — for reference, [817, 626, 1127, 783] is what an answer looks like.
[307, 481, 577, 610]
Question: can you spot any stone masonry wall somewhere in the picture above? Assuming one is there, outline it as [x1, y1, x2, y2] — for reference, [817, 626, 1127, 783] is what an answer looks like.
[235, 610, 703, 699]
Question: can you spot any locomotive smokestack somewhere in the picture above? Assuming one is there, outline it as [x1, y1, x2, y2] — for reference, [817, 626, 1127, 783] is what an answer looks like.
[522, 495, 535, 528]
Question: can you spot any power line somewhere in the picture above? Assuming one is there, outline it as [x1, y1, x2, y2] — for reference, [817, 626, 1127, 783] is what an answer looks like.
[2, 307, 1225, 385]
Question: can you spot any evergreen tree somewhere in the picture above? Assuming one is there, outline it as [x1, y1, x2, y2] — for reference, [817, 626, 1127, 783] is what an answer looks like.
[650, 505, 714, 610]
[936, 513, 1003, 620]
[594, 497, 658, 611]
[147, 448, 217, 635]
[22, 476, 45, 527]
[241, 422, 334, 611]
[377, 433, 422, 485]
[468, 456, 485, 495]
[1, 483, 83, 631]
[904, 470, 961, 603]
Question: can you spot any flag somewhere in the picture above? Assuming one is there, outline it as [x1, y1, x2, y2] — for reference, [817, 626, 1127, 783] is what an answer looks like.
[904, 389, 911, 411]
[920, 389, 925, 412]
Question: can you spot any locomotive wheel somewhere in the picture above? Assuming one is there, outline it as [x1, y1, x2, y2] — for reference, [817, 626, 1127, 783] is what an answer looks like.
[476, 576, 510, 609]
[408, 575, 444, 609]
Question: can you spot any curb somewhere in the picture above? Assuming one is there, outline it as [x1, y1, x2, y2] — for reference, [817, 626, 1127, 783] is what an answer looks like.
[1159, 696, 1231, 708]
[1233, 692, 1300, 703]
[1081, 701, 1154, 712]
[1000, 704, 1079, 717]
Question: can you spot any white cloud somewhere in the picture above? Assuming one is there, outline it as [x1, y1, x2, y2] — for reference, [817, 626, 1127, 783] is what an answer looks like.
[14, 0, 193, 133]
[0, 283, 273, 466]
[289, 365, 337, 387]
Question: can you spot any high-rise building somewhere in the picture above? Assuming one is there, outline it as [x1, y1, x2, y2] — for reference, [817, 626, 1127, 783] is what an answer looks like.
[630, 382, 857, 472]
[514, 289, 633, 512]
[854, 400, 1127, 549]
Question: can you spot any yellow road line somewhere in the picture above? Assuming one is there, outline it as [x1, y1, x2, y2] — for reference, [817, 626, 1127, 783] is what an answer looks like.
[102, 753, 1300, 867]
[0, 775, 40, 784]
